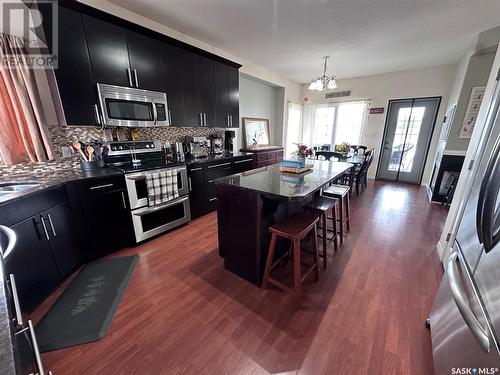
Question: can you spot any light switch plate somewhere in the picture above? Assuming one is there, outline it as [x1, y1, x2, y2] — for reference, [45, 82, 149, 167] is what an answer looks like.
[61, 146, 72, 158]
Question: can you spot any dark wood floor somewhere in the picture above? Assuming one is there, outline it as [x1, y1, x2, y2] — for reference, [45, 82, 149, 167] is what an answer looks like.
[32, 181, 448, 374]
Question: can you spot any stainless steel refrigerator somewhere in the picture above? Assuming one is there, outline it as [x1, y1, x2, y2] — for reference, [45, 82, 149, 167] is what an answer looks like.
[430, 67, 500, 373]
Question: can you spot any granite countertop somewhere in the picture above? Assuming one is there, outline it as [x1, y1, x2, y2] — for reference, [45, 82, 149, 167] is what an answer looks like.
[185, 152, 252, 165]
[0, 167, 122, 205]
[215, 160, 352, 201]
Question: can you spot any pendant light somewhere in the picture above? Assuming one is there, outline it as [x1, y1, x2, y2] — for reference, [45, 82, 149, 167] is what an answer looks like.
[308, 56, 337, 91]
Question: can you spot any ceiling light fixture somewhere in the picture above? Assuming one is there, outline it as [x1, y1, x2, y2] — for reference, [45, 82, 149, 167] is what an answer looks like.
[308, 56, 337, 91]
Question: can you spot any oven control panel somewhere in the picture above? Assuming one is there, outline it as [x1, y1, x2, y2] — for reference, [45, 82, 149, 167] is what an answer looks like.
[106, 140, 161, 155]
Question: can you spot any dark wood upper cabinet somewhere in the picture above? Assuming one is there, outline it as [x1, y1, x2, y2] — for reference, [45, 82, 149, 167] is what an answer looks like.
[44, 6, 98, 125]
[182, 52, 203, 127]
[197, 55, 216, 127]
[126, 30, 164, 92]
[161, 44, 186, 126]
[227, 66, 240, 128]
[52, 3, 240, 127]
[83, 15, 131, 87]
[215, 61, 230, 127]
[214, 63, 240, 128]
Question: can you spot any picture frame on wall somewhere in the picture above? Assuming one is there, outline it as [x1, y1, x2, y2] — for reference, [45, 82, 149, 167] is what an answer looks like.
[242, 117, 270, 149]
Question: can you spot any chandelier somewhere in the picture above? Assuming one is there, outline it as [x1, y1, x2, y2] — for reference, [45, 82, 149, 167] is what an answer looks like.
[308, 56, 337, 91]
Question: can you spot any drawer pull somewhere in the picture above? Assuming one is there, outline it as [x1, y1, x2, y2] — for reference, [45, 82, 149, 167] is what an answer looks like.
[40, 217, 50, 241]
[9, 274, 23, 326]
[190, 167, 202, 172]
[234, 159, 252, 164]
[47, 214, 56, 237]
[207, 162, 231, 169]
[208, 179, 214, 183]
[209, 197, 217, 202]
[89, 183, 114, 190]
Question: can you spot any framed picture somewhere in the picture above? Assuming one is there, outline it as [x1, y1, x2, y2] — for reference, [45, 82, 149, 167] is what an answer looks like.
[242, 117, 270, 149]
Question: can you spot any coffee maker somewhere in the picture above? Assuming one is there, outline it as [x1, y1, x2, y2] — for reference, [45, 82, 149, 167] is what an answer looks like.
[209, 135, 224, 155]
[224, 130, 237, 154]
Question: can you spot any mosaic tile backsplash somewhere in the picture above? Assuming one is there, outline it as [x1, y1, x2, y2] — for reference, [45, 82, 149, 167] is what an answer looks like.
[0, 125, 225, 178]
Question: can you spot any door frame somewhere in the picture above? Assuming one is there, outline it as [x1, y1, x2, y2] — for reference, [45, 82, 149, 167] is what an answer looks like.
[375, 96, 442, 184]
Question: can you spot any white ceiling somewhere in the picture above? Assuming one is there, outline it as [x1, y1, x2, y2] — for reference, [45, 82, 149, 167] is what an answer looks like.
[108, 0, 500, 83]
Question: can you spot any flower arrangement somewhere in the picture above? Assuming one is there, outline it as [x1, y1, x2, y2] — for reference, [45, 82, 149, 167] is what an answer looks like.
[335, 142, 350, 153]
[294, 143, 314, 159]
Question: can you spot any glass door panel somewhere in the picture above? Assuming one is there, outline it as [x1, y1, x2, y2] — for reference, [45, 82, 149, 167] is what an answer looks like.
[377, 97, 441, 184]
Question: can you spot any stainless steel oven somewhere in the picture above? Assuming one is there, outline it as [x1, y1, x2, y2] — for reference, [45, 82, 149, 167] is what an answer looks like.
[97, 83, 170, 127]
[124, 166, 190, 242]
[131, 196, 191, 242]
[125, 167, 189, 210]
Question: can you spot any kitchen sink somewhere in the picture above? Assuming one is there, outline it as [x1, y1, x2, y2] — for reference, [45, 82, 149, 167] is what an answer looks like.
[0, 182, 41, 192]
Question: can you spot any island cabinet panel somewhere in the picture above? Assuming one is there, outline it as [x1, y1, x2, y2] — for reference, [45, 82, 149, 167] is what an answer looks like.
[216, 185, 263, 284]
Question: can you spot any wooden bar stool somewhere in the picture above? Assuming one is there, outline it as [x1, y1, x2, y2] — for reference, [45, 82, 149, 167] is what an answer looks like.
[322, 185, 350, 245]
[303, 196, 338, 269]
[262, 212, 320, 292]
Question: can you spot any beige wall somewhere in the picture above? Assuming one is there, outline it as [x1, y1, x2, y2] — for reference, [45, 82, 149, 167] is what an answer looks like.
[301, 64, 457, 183]
[79, 0, 302, 145]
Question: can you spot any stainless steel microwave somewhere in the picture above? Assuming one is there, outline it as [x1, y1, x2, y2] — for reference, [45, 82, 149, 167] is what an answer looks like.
[97, 83, 170, 127]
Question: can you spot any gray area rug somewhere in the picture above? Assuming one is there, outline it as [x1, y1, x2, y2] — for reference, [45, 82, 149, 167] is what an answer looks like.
[36, 256, 138, 352]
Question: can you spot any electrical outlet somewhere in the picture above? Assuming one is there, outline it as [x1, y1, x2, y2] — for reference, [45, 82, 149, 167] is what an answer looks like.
[61, 146, 72, 158]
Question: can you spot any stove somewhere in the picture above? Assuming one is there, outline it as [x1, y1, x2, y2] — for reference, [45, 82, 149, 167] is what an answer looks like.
[104, 140, 184, 173]
[104, 140, 191, 242]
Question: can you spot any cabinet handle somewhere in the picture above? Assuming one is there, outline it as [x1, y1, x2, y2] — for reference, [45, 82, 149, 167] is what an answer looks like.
[234, 159, 252, 164]
[189, 167, 202, 172]
[47, 214, 56, 237]
[133, 69, 139, 87]
[127, 68, 133, 86]
[199, 113, 203, 126]
[89, 183, 113, 190]
[203, 113, 207, 127]
[207, 162, 231, 169]
[226, 115, 230, 127]
[28, 320, 46, 375]
[121, 191, 127, 210]
[9, 274, 23, 326]
[209, 197, 217, 202]
[93, 104, 101, 125]
[188, 177, 192, 191]
[208, 179, 214, 183]
[40, 217, 50, 241]
[168, 109, 172, 125]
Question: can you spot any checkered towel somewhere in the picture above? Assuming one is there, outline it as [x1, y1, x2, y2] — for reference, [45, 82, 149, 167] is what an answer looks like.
[146, 169, 179, 207]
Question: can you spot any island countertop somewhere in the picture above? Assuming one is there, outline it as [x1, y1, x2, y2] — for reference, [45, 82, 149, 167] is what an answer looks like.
[215, 160, 352, 201]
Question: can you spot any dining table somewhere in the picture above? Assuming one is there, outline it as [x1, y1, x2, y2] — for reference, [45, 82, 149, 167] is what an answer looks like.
[314, 151, 365, 165]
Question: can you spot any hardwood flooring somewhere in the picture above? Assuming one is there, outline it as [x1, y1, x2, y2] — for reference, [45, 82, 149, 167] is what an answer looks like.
[32, 181, 448, 374]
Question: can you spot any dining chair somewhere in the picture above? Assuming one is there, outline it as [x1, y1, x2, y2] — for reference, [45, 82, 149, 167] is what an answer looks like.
[351, 145, 368, 155]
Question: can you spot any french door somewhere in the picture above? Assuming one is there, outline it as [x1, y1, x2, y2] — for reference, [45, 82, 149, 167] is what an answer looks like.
[377, 97, 441, 184]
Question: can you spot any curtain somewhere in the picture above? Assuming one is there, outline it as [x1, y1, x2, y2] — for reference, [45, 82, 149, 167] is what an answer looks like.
[0, 33, 53, 165]
[284, 101, 303, 157]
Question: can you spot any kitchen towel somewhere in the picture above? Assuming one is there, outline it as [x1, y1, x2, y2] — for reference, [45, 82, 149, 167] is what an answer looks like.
[146, 170, 179, 206]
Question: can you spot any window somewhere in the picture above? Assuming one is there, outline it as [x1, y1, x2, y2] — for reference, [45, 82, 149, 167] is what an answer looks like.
[311, 100, 367, 150]
[285, 102, 303, 156]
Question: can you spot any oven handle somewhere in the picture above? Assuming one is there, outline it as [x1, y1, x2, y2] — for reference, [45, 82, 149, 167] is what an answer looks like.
[132, 196, 189, 216]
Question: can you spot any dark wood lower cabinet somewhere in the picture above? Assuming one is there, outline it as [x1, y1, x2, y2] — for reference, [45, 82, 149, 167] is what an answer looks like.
[188, 156, 254, 219]
[79, 189, 134, 260]
[5, 217, 61, 312]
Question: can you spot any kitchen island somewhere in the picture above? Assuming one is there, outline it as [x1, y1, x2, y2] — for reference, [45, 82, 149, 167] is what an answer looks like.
[215, 160, 352, 285]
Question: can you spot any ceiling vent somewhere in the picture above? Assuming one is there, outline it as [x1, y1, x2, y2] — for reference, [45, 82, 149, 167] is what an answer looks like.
[325, 90, 351, 99]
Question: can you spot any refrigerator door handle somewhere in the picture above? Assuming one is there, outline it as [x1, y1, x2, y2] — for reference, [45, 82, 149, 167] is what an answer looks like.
[477, 133, 500, 252]
[447, 251, 491, 352]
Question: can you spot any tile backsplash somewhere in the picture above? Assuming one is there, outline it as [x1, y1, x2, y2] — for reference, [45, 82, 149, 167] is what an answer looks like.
[0, 125, 225, 177]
